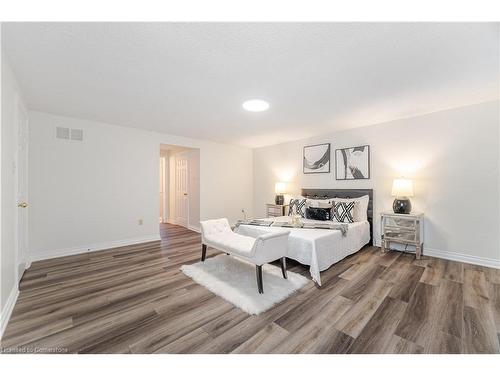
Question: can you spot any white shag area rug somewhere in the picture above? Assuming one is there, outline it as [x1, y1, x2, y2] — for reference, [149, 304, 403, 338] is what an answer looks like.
[181, 255, 310, 315]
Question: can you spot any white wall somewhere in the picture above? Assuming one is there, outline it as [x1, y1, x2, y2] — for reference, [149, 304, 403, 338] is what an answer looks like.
[253, 101, 500, 266]
[1, 48, 27, 334]
[28, 111, 253, 260]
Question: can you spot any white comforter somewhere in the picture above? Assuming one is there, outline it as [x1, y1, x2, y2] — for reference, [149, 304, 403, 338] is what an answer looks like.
[235, 216, 370, 285]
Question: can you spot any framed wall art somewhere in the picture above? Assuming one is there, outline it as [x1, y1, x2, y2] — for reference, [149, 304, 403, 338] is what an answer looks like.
[303, 143, 331, 174]
[335, 145, 370, 180]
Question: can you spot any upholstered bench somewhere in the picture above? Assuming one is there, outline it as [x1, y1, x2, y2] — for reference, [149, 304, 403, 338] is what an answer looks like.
[200, 218, 290, 294]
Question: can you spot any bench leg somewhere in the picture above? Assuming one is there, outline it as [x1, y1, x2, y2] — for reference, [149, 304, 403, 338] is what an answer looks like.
[256, 265, 264, 294]
[280, 257, 287, 279]
[201, 244, 207, 262]
[416, 244, 422, 260]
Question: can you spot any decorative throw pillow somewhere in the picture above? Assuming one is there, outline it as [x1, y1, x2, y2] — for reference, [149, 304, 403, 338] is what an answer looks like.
[333, 195, 368, 221]
[288, 198, 307, 217]
[332, 201, 355, 223]
[306, 207, 331, 221]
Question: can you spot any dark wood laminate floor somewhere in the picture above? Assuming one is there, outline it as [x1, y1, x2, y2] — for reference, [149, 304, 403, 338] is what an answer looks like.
[2, 223, 500, 354]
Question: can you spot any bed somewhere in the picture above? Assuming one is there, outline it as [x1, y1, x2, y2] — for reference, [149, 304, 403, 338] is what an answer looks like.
[236, 189, 373, 286]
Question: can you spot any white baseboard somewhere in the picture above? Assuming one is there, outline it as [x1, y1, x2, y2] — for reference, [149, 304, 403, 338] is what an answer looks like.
[423, 247, 500, 269]
[373, 239, 500, 269]
[29, 235, 161, 263]
[1, 285, 19, 339]
[188, 224, 201, 233]
[167, 218, 199, 233]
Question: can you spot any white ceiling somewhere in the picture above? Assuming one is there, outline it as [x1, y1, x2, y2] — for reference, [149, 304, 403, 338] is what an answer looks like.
[2, 23, 498, 148]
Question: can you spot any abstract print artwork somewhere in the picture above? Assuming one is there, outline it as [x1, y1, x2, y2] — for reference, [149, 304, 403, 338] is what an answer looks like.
[303, 143, 330, 174]
[335, 145, 370, 180]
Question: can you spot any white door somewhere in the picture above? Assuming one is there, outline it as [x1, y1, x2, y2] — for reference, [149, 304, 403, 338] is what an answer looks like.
[175, 154, 189, 228]
[16, 97, 29, 280]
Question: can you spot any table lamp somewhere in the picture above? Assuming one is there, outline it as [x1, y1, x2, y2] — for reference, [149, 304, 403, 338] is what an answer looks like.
[275, 182, 286, 205]
[391, 178, 414, 214]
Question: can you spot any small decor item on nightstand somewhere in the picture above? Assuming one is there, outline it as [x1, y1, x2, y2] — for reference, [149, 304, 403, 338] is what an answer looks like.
[391, 178, 414, 214]
[274, 182, 286, 205]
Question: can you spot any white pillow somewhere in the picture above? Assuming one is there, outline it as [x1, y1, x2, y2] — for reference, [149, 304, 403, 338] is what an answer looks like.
[331, 195, 369, 222]
[306, 198, 333, 209]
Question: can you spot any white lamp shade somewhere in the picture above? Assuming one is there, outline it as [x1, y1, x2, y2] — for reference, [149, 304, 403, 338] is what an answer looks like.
[391, 178, 414, 197]
[275, 182, 286, 194]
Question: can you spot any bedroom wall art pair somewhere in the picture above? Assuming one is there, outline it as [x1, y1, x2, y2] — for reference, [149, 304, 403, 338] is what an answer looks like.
[303, 143, 370, 180]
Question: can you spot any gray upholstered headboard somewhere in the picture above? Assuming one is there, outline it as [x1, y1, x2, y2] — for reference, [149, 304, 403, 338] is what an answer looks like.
[301, 188, 373, 244]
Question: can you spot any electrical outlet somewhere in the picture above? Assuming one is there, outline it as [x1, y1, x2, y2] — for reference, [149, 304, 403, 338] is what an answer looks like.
[138, 219, 143, 225]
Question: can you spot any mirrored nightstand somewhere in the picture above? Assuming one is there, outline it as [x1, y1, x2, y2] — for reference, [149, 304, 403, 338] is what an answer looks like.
[381, 212, 424, 259]
[266, 204, 289, 218]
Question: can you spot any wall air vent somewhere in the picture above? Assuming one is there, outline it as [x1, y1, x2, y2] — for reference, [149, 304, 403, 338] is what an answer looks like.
[56, 127, 70, 140]
[56, 127, 84, 141]
[71, 128, 83, 141]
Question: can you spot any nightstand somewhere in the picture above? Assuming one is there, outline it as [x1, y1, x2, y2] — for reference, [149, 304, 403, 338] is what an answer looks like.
[266, 204, 288, 218]
[381, 212, 424, 259]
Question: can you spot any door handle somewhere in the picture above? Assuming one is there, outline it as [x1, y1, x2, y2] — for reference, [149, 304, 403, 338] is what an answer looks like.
[183, 193, 188, 196]
[18, 202, 28, 208]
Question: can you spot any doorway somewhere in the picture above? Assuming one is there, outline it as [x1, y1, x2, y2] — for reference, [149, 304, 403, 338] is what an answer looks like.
[159, 144, 200, 236]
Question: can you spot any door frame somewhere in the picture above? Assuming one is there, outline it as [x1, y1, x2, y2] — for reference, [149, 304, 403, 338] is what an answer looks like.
[15, 93, 30, 281]
[159, 155, 169, 224]
[159, 156, 165, 223]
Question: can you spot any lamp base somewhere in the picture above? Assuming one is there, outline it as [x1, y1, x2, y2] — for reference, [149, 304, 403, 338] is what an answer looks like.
[393, 198, 412, 214]
[275, 195, 284, 205]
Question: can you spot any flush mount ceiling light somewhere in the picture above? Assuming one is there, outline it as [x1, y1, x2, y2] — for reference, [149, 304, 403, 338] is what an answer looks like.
[242, 99, 270, 112]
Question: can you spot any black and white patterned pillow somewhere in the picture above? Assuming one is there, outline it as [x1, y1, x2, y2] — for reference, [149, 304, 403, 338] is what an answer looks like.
[288, 198, 307, 217]
[332, 201, 355, 223]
